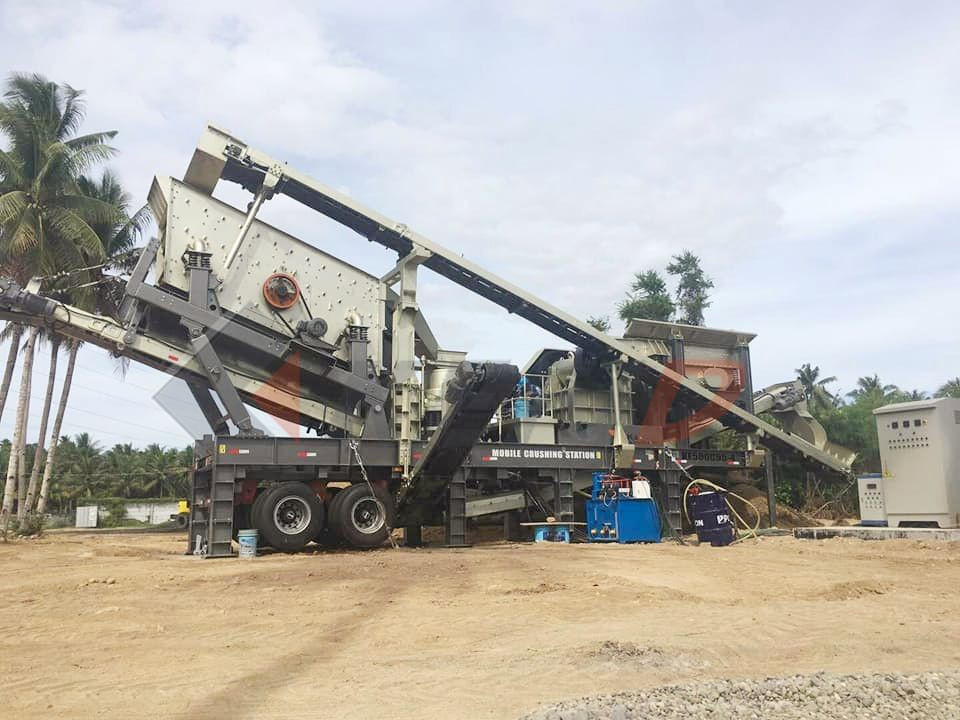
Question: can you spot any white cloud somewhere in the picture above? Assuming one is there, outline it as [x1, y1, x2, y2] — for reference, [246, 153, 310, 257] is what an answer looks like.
[1, 1, 959, 446]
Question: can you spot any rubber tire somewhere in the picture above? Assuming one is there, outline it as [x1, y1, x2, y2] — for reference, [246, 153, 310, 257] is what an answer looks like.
[175, 513, 189, 530]
[254, 482, 324, 553]
[249, 491, 269, 547]
[315, 489, 344, 547]
[325, 489, 351, 545]
[330, 483, 396, 549]
[231, 503, 251, 541]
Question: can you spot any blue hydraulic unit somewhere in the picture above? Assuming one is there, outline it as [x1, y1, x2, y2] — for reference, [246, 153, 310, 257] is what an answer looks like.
[586, 472, 661, 543]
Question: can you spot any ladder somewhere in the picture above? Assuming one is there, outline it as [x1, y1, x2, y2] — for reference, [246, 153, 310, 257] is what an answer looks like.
[187, 461, 235, 558]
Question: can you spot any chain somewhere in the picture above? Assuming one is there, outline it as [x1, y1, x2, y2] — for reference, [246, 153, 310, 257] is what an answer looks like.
[348, 440, 398, 549]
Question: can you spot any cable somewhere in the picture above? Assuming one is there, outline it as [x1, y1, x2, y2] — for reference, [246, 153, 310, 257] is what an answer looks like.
[682, 477, 761, 543]
[653, 492, 685, 545]
[664, 447, 761, 544]
[8, 390, 191, 440]
[51, 419, 189, 446]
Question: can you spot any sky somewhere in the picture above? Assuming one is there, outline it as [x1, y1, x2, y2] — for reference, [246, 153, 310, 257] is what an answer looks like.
[0, 0, 958, 448]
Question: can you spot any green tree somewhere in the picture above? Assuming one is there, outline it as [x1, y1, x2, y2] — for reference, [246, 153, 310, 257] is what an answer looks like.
[617, 270, 675, 323]
[896, 389, 929, 401]
[62, 432, 105, 499]
[0, 73, 120, 526]
[0, 73, 117, 283]
[846, 375, 899, 404]
[666, 250, 713, 325]
[586, 315, 611, 333]
[935, 378, 960, 399]
[795, 363, 837, 410]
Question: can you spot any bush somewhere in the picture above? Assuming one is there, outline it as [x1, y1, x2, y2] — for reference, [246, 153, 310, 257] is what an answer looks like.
[13, 513, 45, 537]
[100, 499, 128, 528]
[44, 515, 73, 529]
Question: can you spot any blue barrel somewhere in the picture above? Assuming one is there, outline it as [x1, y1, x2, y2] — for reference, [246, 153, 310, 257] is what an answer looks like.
[513, 398, 528, 418]
[237, 528, 258, 558]
[689, 491, 735, 546]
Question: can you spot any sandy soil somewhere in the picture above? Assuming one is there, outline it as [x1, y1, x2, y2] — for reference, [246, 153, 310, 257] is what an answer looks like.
[1, 532, 959, 719]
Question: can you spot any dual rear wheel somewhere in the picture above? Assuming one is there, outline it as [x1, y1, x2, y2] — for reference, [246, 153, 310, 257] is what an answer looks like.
[247, 481, 394, 552]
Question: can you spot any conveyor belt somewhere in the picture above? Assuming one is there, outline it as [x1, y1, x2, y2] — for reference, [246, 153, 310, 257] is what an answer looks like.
[189, 125, 853, 475]
[397, 362, 519, 524]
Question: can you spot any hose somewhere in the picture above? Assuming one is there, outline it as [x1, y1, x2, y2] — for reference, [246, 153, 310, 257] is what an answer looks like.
[661, 447, 761, 544]
[682, 478, 761, 543]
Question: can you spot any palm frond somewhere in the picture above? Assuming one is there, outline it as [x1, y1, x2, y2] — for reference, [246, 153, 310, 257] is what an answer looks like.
[108, 202, 152, 257]
[64, 142, 118, 176]
[3, 206, 41, 255]
[0, 190, 28, 225]
[56, 83, 86, 139]
[32, 141, 71, 189]
[59, 193, 125, 225]
[0, 149, 25, 188]
[66, 130, 118, 152]
[43, 206, 106, 260]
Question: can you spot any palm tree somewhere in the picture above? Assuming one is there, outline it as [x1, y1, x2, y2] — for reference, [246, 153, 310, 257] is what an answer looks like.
[0, 323, 23, 422]
[847, 375, 899, 403]
[22, 334, 59, 512]
[64, 432, 104, 498]
[795, 363, 837, 408]
[0, 74, 117, 283]
[936, 378, 960, 399]
[36, 339, 77, 514]
[899, 389, 929, 401]
[0, 74, 125, 521]
[76, 170, 149, 275]
[29, 171, 151, 511]
[1, 324, 38, 530]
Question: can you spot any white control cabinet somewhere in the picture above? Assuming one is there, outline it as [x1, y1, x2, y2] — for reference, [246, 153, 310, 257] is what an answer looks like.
[874, 398, 960, 528]
[857, 475, 886, 525]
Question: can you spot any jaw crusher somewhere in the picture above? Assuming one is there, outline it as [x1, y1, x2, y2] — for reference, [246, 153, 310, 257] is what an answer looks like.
[0, 124, 854, 555]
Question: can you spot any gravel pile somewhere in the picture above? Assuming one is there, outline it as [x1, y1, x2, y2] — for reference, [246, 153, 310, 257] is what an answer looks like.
[521, 671, 960, 720]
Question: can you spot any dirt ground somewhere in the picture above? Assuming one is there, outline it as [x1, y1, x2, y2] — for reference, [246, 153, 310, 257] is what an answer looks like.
[2, 531, 959, 719]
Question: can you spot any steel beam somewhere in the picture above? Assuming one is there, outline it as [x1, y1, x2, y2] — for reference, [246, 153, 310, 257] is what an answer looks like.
[191, 125, 852, 476]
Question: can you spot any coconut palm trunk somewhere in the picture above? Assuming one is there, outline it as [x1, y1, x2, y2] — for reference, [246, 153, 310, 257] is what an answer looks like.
[0, 323, 24, 424]
[15, 390, 29, 518]
[23, 335, 60, 513]
[1, 325, 39, 532]
[37, 340, 78, 515]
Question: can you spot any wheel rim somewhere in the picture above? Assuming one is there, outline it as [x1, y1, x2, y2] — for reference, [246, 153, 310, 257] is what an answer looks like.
[273, 495, 312, 535]
[350, 496, 385, 535]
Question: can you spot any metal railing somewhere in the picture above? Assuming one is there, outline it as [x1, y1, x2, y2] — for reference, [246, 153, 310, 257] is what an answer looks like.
[496, 373, 552, 425]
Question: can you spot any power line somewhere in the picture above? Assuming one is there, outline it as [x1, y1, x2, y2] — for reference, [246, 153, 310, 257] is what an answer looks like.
[52, 419, 190, 447]
[73, 360, 164, 393]
[3, 391, 190, 440]
[69, 380, 201, 409]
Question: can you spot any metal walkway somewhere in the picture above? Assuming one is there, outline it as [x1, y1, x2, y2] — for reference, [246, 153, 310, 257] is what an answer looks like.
[186, 125, 851, 476]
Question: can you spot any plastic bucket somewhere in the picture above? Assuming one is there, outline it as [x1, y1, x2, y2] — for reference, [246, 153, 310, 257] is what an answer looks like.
[237, 528, 258, 558]
[689, 491, 735, 547]
[513, 398, 528, 418]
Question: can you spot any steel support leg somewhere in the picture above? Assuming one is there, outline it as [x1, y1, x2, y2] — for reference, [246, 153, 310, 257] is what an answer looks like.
[404, 525, 423, 547]
[444, 470, 468, 547]
[189, 332, 258, 434]
[187, 380, 230, 435]
[663, 469, 683, 535]
[765, 451, 778, 528]
[503, 511, 521, 541]
[557, 469, 575, 521]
